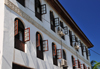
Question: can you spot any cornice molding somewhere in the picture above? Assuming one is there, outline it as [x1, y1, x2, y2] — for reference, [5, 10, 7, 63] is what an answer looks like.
[5, 0, 91, 66]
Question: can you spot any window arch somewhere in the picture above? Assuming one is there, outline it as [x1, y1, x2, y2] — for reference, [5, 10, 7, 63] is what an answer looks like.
[62, 50, 66, 60]
[63, 50, 67, 69]
[16, 0, 25, 7]
[52, 43, 58, 66]
[50, 11, 55, 32]
[36, 32, 44, 60]
[77, 60, 81, 69]
[71, 56, 76, 69]
[83, 64, 86, 69]
[35, 0, 42, 20]
[14, 18, 25, 52]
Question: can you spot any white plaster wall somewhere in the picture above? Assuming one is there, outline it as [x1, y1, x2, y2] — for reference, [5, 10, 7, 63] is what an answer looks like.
[0, 0, 4, 69]
[2, 0, 91, 69]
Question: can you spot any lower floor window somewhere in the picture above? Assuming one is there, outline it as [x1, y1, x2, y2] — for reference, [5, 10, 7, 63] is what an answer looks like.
[12, 63, 31, 69]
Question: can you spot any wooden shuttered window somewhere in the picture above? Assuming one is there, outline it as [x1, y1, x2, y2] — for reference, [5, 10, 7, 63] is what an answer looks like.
[35, 0, 42, 20]
[14, 19, 30, 52]
[50, 11, 55, 32]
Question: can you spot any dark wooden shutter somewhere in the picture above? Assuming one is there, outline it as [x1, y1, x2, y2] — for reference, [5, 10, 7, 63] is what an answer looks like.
[16, 0, 25, 7]
[43, 40, 49, 52]
[41, 4, 47, 15]
[53, 45, 56, 56]
[36, 34, 40, 47]
[57, 49, 62, 59]
[24, 28, 30, 42]
[14, 20, 18, 36]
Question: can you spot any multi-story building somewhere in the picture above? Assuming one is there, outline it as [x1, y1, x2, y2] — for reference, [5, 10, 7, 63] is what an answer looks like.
[0, 0, 93, 69]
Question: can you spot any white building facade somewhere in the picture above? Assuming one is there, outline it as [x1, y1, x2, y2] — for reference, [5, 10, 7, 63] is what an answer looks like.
[0, 0, 93, 69]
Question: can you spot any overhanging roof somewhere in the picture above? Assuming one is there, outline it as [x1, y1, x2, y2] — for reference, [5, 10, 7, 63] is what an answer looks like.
[46, 0, 94, 48]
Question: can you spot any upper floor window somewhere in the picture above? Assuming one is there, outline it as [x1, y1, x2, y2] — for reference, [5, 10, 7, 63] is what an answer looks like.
[35, 0, 42, 20]
[52, 43, 58, 66]
[60, 21, 65, 40]
[50, 11, 55, 32]
[80, 42, 84, 56]
[71, 56, 76, 69]
[85, 47, 89, 60]
[69, 30, 72, 46]
[14, 18, 30, 52]
[16, 0, 25, 7]
[36, 32, 44, 60]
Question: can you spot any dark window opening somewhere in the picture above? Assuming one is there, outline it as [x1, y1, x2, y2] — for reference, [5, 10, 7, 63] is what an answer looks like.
[63, 50, 67, 69]
[60, 21, 65, 40]
[83, 64, 86, 69]
[75, 36, 79, 51]
[36, 32, 44, 60]
[78, 60, 81, 69]
[80, 42, 84, 56]
[63, 50, 66, 60]
[16, 0, 25, 7]
[12, 63, 31, 69]
[52, 43, 58, 66]
[50, 11, 55, 32]
[72, 56, 76, 69]
[69, 30, 72, 46]
[35, 0, 42, 20]
[86, 47, 89, 60]
[14, 18, 25, 52]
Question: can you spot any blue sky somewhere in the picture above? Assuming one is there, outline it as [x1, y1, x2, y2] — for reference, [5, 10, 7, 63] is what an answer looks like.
[58, 0, 100, 62]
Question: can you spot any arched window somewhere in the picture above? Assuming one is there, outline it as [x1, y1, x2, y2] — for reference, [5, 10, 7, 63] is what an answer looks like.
[36, 32, 44, 60]
[16, 0, 25, 7]
[78, 60, 81, 69]
[60, 21, 65, 40]
[83, 64, 86, 69]
[69, 30, 72, 46]
[86, 47, 89, 60]
[63, 50, 67, 69]
[80, 42, 84, 56]
[72, 56, 76, 69]
[52, 43, 58, 66]
[14, 18, 25, 52]
[50, 11, 55, 32]
[62, 50, 66, 60]
[35, 0, 42, 20]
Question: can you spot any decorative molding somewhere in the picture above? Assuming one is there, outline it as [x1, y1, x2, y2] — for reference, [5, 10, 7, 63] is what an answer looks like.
[5, 0, 91, 66]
